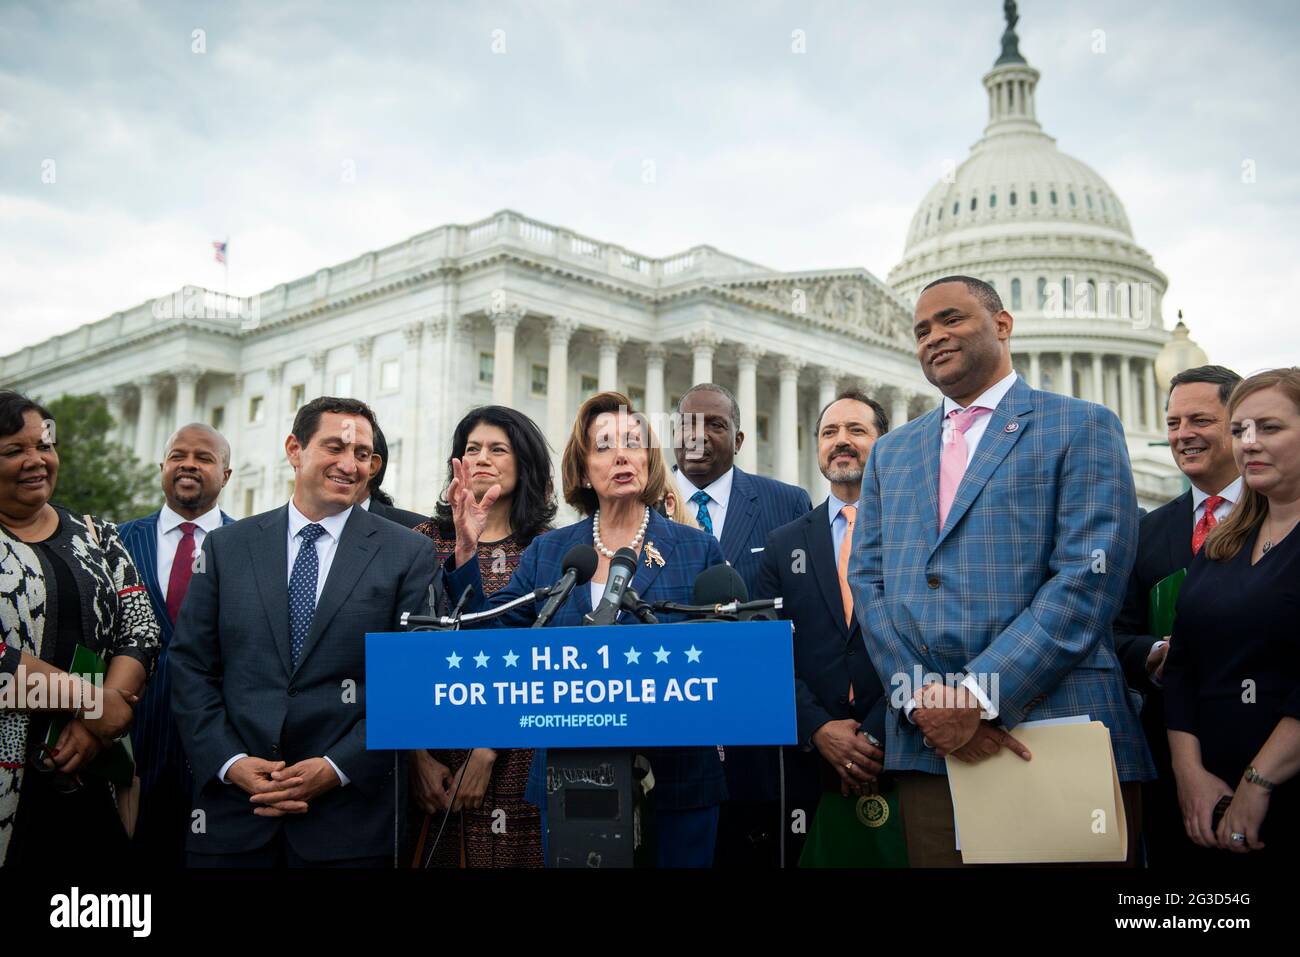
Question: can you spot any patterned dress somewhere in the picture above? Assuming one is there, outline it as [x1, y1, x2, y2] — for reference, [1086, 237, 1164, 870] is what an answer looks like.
[0, 506, 161, 865]
[412, 523, 544, 868]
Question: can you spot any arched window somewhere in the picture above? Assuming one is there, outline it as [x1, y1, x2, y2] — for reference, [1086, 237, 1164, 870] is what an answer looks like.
[1084, 279, 1097, 315]
[1030, 190, 1038, 204]
[1100, 196, 1108, 212]
[925, 211, 931, 226]
[953, 201, 959, 216]
[1009, 191, 1017, 206]
[1086, 193, 1094, 209]
[1063, 276, 1073, 310]
[1037, 277, 1048, 308]
[1069, 192, 1077, 207]
[1011, 278, 1022, 309]
[970, 197, 977, 211]
[989, 193, 997, 207]
[1050, 190, 1058, 205]
[937, 206, 943, 220]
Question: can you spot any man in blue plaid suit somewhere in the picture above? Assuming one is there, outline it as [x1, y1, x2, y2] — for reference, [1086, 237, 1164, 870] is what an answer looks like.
[848, 276, 1154, 866]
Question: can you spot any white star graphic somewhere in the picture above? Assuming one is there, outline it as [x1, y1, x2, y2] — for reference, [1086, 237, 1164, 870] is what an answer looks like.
[685, 645, 702, 663]
[474, 651, 490, 668]
[624, 647, 641, 664]
[503, 650, 520, 667]
[446, 651, 462, 669]
[653, 646, 670, 664]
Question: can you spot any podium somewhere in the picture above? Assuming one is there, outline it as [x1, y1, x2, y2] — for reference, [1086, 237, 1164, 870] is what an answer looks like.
[367, 619, 796, 867]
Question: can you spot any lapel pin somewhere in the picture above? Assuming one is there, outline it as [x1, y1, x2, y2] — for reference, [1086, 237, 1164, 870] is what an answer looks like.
[645, 541, 665, 568]
[1004, 422, 1019, 433]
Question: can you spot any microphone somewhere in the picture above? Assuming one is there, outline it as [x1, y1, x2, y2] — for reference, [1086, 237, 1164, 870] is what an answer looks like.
[584, 546, 638, 626]
[534, 544, 600, 629]
[619, 586, 659, 624]
[649, 563, 783, 619]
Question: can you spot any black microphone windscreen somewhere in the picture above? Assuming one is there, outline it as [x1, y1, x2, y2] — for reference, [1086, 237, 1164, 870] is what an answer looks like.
[693, 564, 748, 605]
[563, 544, 600, 585]
[611, 546, 639, 575]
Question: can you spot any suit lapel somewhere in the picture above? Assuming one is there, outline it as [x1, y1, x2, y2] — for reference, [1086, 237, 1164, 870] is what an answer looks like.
[294, 507, 379, 675]
[1169, 489, 1194, 570]
[631, 509, 679, 602]
[912, 405, 945, 550]
[128, 513, 171, 643]
[717, 468, 758, 566]
[931, 378, 1032, 555]
[804, 503, 848, 639]
[250, 507, 294, 677]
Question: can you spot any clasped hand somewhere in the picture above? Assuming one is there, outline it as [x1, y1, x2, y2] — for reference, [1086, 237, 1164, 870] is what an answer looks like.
[912, 683, 1031, 764]
[228, 756, 340, 816]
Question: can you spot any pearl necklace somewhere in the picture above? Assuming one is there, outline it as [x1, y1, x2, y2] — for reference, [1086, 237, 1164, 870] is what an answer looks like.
[592, 506, 650, 559]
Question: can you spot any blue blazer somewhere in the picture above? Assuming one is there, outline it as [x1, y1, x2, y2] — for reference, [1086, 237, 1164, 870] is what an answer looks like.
[446, 509, 729, 809]
[119, 508, 236, 795]
[848, 376, 1155, 782]
[696, 466, 812, 599]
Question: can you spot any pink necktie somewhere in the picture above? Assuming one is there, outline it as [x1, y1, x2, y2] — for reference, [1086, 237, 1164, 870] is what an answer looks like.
[938, 407, 991, 529]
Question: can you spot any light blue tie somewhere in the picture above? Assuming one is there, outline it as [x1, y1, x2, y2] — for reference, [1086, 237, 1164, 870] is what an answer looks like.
[289, 523, 326, 666]
[690, 490, 714, 536]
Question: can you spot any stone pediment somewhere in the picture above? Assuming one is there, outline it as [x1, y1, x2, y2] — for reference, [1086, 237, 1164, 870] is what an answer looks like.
[716, 273, 913, 347]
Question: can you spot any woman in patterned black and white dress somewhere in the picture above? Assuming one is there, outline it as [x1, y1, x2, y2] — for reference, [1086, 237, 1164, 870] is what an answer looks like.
[0, 391, 160, 867]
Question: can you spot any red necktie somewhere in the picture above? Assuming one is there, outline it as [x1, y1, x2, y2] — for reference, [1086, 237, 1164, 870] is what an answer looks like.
[166, 522, 198, 624]
[1191, 495, 1225, 556]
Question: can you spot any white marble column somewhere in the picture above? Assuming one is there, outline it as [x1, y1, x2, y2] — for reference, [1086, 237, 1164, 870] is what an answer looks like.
[308, 350, 327, 401]
[353, 336, 374, 401]
[264, 363, 285, 505]
[736, 345, 762, 473]
[1145, 360, 1159, 432]
[597, 331, 625, 393]
[105, 387, 129, 447]
[225, 374, 244, 483]
[644, 342, 667, 423]
[816, 369, 839, 497]
[890, 389, 911, 430]
[687, 330, 721, 385]
[547, 318, 577, 448]
[1091, 353, 1104, 406]
[134, 376, 160, 464]
[777, 358, 803, 486]
[174, 366, 200, 428]
[1028, 352, 1042, 390]
[399, 321, 425, 507]
[1120, 355, 1135, 430]
[490, 306, 523, 406]
[1060, 352, 1073, 398]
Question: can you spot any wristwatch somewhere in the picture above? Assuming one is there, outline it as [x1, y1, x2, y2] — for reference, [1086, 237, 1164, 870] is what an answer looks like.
[1244, 766, 1277, 792]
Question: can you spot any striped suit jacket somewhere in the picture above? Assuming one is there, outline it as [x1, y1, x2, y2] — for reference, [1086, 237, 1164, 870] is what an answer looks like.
[446, 508, 730, 809]
[119, 508, 236, 795]
[847, 376, 1155, 781]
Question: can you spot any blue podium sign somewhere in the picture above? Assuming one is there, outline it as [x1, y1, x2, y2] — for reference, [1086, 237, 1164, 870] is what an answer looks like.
[365, 620, 796, 749]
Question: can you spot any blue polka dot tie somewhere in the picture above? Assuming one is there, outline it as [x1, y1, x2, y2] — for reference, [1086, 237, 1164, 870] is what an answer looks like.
[289, 523, 327, 667]
[690, 490, 714, 536]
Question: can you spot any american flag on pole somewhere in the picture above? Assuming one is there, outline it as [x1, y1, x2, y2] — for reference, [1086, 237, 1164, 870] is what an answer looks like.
[212, 240, 227, 264]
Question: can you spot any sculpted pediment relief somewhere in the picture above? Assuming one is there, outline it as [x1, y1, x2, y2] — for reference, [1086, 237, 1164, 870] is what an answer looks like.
[719, 275, 911, 345]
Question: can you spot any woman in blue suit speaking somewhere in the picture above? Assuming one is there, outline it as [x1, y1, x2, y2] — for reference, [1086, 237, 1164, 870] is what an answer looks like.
[445, 391, 727, 867]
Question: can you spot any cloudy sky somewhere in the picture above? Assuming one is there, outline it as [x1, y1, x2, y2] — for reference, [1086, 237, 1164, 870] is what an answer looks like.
[2, 0, 1296, 375]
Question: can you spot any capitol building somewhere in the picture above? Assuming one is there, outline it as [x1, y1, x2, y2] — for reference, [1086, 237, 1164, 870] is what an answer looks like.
[1, 11, 1187, 515]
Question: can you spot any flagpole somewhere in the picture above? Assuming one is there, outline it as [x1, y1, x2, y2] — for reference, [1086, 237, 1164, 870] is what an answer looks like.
[223, 234, 229, 295]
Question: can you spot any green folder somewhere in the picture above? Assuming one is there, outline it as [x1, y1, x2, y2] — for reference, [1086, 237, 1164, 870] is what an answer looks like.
[1147, 568, 1186, 640]
[798, 782, 909, 868]
[44, 644, 136, 788]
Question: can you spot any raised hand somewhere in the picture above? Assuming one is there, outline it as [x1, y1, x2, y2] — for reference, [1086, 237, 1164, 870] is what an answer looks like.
[448, 457, 501, 567]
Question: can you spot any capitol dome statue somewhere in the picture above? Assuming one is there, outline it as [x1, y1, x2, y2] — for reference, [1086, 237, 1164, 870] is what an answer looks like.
[889, 1, 1184, 505]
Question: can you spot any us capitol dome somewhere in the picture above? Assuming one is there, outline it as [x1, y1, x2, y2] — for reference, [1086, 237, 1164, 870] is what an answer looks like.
[889, 2, 1185, 505]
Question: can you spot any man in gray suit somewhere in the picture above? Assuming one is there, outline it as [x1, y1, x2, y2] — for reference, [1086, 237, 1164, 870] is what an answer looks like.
[171, 396, 436, 867]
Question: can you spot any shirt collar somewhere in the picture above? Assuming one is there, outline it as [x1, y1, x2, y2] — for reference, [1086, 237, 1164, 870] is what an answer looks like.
[159, 503, 223, 535]
[942, 369, 1020, 417]
[357, 496, 372, 511]
[287, 499, 353, 543]
[826, 492, 855, 527]
[1191, 476, 1243, 511]
[673, 464, 735, 509]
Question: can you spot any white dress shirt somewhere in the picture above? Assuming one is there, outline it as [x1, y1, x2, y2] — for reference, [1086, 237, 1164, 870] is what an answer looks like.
[357, 496, 372, 511]
[673, 465, 735, 542]
[909, 370, 1022, 726]
[219, 500, 355, 788]
[939, 369, 1021, 464]
[156, 504, 224, 601]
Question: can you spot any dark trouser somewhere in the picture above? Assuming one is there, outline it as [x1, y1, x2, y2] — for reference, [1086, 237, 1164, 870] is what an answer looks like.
[187, 830, 391, 868]
[133, 764, 191, 869]
[656, 806, 720, 868]
[714, 800, 782, 868]
[896, 771, 1142, 867]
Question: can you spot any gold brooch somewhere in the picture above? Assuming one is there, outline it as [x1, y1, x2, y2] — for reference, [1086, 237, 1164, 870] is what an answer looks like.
[644, 541, 665, 568]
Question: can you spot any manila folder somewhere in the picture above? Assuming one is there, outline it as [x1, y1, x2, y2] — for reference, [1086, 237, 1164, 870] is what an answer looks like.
[945, 721, 1125, 864]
